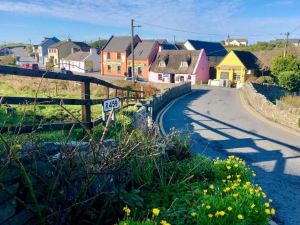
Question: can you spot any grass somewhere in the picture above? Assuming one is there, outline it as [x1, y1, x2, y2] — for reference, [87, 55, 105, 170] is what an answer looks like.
[281, 95, 300, 108]
[0, 54, 16, 65]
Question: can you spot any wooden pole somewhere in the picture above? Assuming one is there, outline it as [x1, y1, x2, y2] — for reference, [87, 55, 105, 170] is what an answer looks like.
[81, 81, 91, 129]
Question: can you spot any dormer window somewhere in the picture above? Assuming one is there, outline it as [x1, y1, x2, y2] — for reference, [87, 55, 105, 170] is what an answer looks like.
[180, 61, 188, 68]
[159, 60, 166, 67]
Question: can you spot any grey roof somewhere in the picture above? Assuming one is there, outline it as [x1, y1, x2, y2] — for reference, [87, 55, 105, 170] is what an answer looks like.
[150, 50, 201, 74]
[40, 37, 60, 46]
[161, 43, 178, 50]
[232, 50, 259, 69]
[64, 51, 90, 61]
[128, 41, 157, 60]
[186, 40, 227, 56]
[103, 36, 139, 52]
[48, 40, 90, 58]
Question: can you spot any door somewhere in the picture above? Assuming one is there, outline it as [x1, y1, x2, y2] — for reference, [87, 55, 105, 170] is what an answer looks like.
[170, 74, 175, 83]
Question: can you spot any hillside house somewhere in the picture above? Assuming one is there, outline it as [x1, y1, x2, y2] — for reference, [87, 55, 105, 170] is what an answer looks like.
[216, 50, 259, 84]
[223, 39, 248, 47]
[127, 40, 159, 80]
[48, 39, 90, 68]
[60, 48, 100, 73]
[38, 37, 60, 64]
[100, 35, 141, 76]
[149, 50, 209, 85]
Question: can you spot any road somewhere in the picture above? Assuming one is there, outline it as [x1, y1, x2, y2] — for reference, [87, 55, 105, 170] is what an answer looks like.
[162, 87, 300, 225]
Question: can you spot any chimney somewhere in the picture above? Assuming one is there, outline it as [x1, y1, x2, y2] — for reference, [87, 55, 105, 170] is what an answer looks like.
[90, 48, 97, 55]
[159, 45, 162, 52]
[67, 38, 71, 42]
[71, 48, 76, 54]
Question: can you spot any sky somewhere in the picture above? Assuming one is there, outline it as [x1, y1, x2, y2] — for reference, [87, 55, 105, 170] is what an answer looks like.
[0, 0, 300, 44]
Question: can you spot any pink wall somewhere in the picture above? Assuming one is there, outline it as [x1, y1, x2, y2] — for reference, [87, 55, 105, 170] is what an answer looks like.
[193, 49, 210, 83]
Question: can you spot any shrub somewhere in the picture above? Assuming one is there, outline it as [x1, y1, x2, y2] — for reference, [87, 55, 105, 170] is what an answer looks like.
[281, 95, 300, 108]
[271, 54, 300, 77]
[277, 71, 300, 92]
[255, 76, 274, 84]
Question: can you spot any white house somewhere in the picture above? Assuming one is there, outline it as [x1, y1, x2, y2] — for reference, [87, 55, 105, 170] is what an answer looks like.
[38, 37, 60, 64]
[223, 39, 248, 47]
[60, 48, 100, 73]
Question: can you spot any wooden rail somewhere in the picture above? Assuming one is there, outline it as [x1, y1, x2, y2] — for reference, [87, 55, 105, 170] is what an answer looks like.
[0, 65, 144, 134]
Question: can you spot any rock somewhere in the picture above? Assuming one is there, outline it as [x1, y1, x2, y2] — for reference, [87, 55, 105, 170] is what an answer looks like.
[0, 198, 16, 224]
[0, 183, 19, 204]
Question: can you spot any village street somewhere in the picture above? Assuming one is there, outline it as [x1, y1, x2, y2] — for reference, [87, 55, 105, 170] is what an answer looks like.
[162, 87, 300, 225]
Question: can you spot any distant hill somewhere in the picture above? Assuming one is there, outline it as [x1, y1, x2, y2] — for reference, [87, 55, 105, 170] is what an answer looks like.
[0, 43, 27, 48]
[88, 39, 108, 49]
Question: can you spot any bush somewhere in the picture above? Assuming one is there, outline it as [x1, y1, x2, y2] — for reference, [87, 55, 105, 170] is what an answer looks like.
[277, 71, 300, 92]
[271, 54, 300, 77]
[255, 76, 274, 84]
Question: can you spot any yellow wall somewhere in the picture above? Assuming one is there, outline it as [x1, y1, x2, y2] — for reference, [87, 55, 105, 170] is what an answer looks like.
[216, 51, 250, 83]
[48, 48, 60, 68]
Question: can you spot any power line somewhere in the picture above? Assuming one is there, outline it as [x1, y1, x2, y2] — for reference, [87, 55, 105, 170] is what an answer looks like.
[290, 25, 300, 34]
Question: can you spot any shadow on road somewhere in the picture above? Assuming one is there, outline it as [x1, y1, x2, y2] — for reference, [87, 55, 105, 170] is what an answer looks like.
[163, 89, 300, 225]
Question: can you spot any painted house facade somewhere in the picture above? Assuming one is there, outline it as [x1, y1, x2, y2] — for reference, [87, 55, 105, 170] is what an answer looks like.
[127, 40, 160, 80]
[38, 37, 60, 64]
[60, 48, 100, 73]
[48, 39, 90, 68]
[149, 50, 209, 85]
[223, 39, 248, 46]
[216, 50, 258, 84]
[101, 35, 141, 76]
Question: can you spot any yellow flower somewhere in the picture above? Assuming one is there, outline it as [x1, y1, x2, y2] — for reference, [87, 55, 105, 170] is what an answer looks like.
[222, 179, 226, 183]
[234, 163, 238, 168]
[237, 214, 244, 220]
[227, 206, 233, 211]
[271, 208, 276, 215]
[252, 172, 256, 177]
[265, 209, 271, 215]
[233, 193, 239, 198]
[152, 208, 160, 217]
[236, 175, 241, 178]
[206, 205, 211, 209]
[265, 202, 270, 208]
[219, 211, 225, 216]
[191, 212, 197, 217]
[123, 205, 131, 216]
[215, 211, 220, 217]
[227, 175, 231, 179]
[208, 214, 213, 218]
[160, 220, 170, 225]
[209, 184, 214, 189]
[251, 204, 255, 209]
[203, 189, 208, 194]
[262, 192, 267, 198]
[227, 166, 231, 170]
[269, 199, 273, 203]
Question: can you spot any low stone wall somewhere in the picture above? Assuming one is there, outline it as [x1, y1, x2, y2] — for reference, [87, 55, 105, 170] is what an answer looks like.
[241, 83, 300, 132]
[151, 82, 191, 119]
[251, 83, 286, 102]
[132, 106, 151, 133]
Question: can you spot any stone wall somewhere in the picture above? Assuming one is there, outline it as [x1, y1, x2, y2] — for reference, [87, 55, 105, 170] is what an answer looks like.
[251, 83, 286, 102]
[241, 83, 300, 131]
[132, 106, 151, 133]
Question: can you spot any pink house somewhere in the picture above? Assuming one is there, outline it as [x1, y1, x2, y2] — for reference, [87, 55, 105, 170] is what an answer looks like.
[149, 49, 209, 85]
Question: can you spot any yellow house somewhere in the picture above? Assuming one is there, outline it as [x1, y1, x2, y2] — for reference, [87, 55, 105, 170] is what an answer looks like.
[216, 50, 258, 83]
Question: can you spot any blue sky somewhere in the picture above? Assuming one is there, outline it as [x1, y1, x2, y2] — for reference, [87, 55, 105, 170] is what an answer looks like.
[0, 0, 299, 44]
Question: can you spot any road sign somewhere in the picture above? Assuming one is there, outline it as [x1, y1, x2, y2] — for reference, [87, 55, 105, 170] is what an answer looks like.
[103, 98, 120, 112]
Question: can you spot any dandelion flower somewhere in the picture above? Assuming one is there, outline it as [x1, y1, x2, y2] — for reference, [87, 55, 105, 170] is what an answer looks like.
[123, 205, 131, 216]
[208, 214, 213, 218]
[152, 208, 160, 216]
[237, 214, 244, 220]
[265, 209, 271, 215]
[271, 208, 276, 215]
[191, 212, 197, 217]
[206, 205, 211, 209]
[227, 206, 233, 211]
[265, 202, 270, 208]
[219, 211, 225, 216]
[209, 184, 214, 189]
[251, 204, 255, 209]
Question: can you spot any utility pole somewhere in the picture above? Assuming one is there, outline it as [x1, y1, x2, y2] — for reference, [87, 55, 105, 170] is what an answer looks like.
[173, 35, 176, 44]
[284, 32, 290, 57]
[130, 19, 141, 84]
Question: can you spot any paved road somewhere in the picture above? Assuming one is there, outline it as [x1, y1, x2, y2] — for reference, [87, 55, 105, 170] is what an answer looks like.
[162, 87, 300, 225]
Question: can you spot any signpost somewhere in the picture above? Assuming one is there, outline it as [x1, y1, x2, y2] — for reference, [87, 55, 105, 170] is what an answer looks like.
[102, 98, 120, 122]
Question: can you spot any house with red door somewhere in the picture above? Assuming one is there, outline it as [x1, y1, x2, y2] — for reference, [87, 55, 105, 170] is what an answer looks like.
[100, 35, 141, 76]
[127, 40, 160, 80]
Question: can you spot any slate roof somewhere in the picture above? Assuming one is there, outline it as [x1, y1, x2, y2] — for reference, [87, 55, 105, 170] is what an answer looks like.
[161, 43, 178, 50]
[186, 40, 227, 56]
[103, 36, 140, 52]
[49, 40, 90, 49]
[150, 50, 201, 74]
[128, 41, 157, 60]
[39, 37, 60, 46]
[48, 40, 90, 58]
[64, 51, 90, 61]
[232, 50, 259, 69]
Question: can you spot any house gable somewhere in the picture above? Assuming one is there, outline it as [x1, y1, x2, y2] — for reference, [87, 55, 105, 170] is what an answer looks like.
[217, 51, 246, 69]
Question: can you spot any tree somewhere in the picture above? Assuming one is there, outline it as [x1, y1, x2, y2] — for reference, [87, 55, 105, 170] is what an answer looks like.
[271, 54, 300, 77]
[277, 71, 300, 92]
[89, 40, 108, 49]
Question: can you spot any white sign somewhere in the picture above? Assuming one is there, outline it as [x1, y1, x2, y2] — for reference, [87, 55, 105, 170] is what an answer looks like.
[103, 98, 120, 112]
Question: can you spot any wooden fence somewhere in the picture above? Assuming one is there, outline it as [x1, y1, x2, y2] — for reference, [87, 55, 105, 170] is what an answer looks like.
[0, 65, 144, 134]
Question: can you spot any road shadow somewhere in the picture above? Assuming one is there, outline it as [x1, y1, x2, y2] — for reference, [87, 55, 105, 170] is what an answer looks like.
[163, 88, 300, 225]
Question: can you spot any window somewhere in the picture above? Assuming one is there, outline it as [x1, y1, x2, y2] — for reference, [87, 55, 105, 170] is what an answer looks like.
[159, 60, 166, 67]
[107, 65, 111, 72]
[117, 52, 121, 59]
[138, 67, 142, 75]
[233, 73, 241, 81]
[220, 72, 229, 79]
[117, 66, 121, 73]
[180, 76, 185, 82]
[180, 61, 188, 68]
[158, 74, 163, 80]
[107, 52, 111, 59]
[187, 75, 191, 80]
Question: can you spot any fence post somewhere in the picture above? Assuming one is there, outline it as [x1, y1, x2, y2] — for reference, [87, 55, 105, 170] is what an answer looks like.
[81, 81, 91, 128]
[141, 86, 144, 99]
[126, 91, 129, 106]
[121, 90, 124, 107]
[115, 88, 118, 98]
[105, 87, 110, 99]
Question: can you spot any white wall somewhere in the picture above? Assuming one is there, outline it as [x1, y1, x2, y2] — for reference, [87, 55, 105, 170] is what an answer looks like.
[149, 71, 195, 85]
[184, 41, 195, 50]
